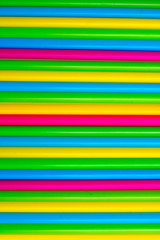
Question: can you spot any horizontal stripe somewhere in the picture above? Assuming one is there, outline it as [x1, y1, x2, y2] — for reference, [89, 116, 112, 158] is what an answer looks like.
[0, 158, 160, 169]
[1, 126, 160, 137]
[1, 0, 160, 8]
[1, 17, 160, 29]
[1, 39, 160, 51]
[0, 224, 160, 235]
[0, 202, 160, 212]
[1, 28, 160, 40]
[1, 169, 160, 180]
[1, 190, 160, 202]
[2, 83, 160, 93]
[1, 115, 160, 126]
[1, 60, 160, 72]
[1, 104, 160, 115]
[0, 180, 159, 191]
[1, 147, 160, 158]
[0, 212, 160, 224]
[2, 137, 160, 147]
[2, 49, 160, 61]
[2, 7, 160, 18]
[1, 92, 160, 103]
[1, 71, 160, 83]
[1, 235, 160, 240]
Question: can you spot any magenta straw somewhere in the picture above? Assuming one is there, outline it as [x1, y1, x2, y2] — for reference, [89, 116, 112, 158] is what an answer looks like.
[1, 49, 160, 61]
[0, 180, 160, 191]
[1, 115, 160, 126]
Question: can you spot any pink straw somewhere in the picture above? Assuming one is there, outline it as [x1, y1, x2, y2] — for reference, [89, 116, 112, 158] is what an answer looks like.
[1, 180, 160, 191]
[1, 115, 160, 126]
[1, 49, 160, 61]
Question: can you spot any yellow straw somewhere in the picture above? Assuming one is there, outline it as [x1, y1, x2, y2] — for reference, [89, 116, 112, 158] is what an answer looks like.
[1, 235, 160, 240]
[1, 71, 160, 83]
[1, 147, 160, 158]
[1, 17, 160, 29]
[0, 202, 160, 212]
[1, 103, 160, 115]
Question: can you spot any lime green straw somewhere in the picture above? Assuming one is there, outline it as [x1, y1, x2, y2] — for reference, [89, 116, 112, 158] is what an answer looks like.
[1, 126, 160, 137]
[0, 191, 160, 202]
[1, 92, 160, 103]
[0, 158, 160, 169]
[1, 60, 160, 72]
[1, 28, 160, 40]
[0, 223, 160, 234]
[1, 0, 160, 8]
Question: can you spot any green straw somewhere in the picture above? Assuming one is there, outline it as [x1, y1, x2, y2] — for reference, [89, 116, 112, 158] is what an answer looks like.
[1, 28, 160, 40]
[1, 60, 160, 72]
[0, 158, 160, 169]
[1, 126, 160, 137]
[0, 191, 160, 202]
[0, 223, 160, 234]
[1, 93, 160, 103]
[1, 0, 160, 8]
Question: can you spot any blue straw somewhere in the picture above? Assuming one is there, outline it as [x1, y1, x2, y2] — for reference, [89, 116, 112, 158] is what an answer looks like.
[0, 7, 160, 18]
[1, 137, 160, 147]
[1, 38, 160, 51]
[1, 82, 160, 93]
[0, 169, 160, 180]
[0, 212, 160, 224]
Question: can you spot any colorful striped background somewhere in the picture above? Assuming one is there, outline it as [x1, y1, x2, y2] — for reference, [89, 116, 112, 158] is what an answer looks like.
[0, 0, 160, 239]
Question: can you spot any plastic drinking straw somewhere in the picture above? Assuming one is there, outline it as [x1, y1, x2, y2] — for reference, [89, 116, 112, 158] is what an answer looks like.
[3, 49, 160, 61]
[1, 104, 160, 115]
[2, 137, 160, 147]
[2, 235, 160, 240]
[2, 7, 160, 18]
[3, 236, 160, 240]
[0, 212, 160, 224]
[1, 126, 160, 137]
[2, 39, 160, 51]
[1, 0, 160, 8]
[0, 224, 160, 235]
[2, 83, 160, 93]
[1, 60, 160, 72]
[1, 93, 160, 103]
[0, 158, 160, 169]
[1, 71, 160, 83]
[1, 202, 160, 212]
[1, 28, 160, 40]
[1, 190, 160, 202]
[1, 17, 160, 29]
[1, 180, 160, 191]
[1, 115, 160, 126]
[1, 169, 160, 180]
[1, 147, 160, 158]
